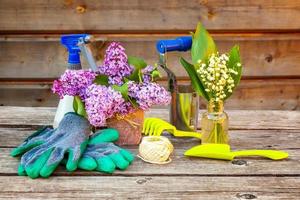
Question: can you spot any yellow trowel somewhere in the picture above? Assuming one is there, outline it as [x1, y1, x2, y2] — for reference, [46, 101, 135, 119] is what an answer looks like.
[184, 144, 288, 160]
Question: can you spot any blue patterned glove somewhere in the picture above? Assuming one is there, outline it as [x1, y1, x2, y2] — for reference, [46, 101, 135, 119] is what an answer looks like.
[11, 112, 90, 178]
[78, 129, 135, 173]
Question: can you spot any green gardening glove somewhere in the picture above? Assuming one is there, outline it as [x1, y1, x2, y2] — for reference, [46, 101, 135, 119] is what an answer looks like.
[11, 112, 90, 179]
[78, 128, 135, 173]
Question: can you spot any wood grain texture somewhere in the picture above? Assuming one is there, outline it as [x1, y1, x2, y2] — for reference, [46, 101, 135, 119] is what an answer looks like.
[147, 108, 300, 130]
[0, 107, 299, 129]
[1, 34, 300, 78]
[1, 79, 299, 110]
[0, 107, 299, 199]
[2, 127, 300, 148]
[221, 79, 300, 110]
[0, 0, 300, 31]
[0, 84, 58, 107]
[2, 147, 299, 176]
[0, 176, 299, 199]
[0, 1, 299, 198]
[1, 128, 299, 175]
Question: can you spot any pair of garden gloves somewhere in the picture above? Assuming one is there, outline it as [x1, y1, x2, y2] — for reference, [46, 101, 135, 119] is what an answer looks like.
[10, 112, 134, 179]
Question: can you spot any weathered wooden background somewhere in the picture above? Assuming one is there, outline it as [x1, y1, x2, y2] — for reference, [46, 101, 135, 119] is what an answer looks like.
[0, 0, 299, 110]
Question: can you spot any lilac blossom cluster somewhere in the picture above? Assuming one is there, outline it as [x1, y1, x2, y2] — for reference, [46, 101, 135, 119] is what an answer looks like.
[98, 42, 133, 85]
[84, 84, 125, 127]
[52, 69, 96, 99]
[117, 101, 136, 116]
[141, 65, 155, 83]
[52, 41, 171, 127]
[128, 82, 171, 110]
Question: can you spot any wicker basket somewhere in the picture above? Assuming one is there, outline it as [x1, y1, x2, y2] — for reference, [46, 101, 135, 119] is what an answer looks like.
[107, 109, 144, 145]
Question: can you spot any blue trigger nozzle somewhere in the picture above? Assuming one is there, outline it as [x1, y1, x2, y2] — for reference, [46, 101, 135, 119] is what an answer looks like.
[156, 36, 192, 54]
[61, 34, 89, 65]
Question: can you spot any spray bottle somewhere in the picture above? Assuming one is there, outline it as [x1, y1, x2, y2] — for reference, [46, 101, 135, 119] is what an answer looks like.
[53, 34, 90, 128]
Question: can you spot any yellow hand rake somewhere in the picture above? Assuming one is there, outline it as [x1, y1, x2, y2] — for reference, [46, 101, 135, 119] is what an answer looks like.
[142, 118, 201, 139]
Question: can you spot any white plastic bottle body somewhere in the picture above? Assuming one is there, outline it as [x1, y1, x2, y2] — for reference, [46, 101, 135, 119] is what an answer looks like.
[53, 95, 74, 128]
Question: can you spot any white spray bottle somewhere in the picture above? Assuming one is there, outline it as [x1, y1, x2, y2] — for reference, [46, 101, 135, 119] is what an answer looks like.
[53, 34, 90, 128]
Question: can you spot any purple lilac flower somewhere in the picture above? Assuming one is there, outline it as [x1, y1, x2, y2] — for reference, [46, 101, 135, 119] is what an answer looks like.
[52, 69, 96, 99]
[141, 65, 155, 83]
[128, 81, 171, 110]
[98, 42, 133, 85]
[117, 101, 136, 116]
[84, 84, 125, 127]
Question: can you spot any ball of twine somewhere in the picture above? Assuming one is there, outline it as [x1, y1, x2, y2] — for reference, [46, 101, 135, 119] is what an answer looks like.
[138, 136, 174, 164]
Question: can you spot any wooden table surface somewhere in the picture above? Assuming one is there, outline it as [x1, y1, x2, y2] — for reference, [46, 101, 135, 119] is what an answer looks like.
[0, 107, 299, 200]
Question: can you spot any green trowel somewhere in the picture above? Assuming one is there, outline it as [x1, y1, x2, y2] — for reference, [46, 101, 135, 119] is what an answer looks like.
[184, 144, 289, 160]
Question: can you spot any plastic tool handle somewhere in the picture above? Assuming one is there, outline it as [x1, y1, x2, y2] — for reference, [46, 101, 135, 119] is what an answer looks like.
[232, 150, 289, 160]
[156, 36, 192, 54]
[173, 130, 202, 139]
[61, 34, 89, 64]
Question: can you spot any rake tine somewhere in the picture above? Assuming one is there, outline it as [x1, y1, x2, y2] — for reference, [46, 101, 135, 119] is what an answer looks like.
[149, 120, 157, 136]
[142, 119, 147, 133]
[153, 125, 160, 136]
[143, 119, 151, 135]
[156, 125, 165, 136]
[142, 121, 148, 134]
[145, 118, 154, 135]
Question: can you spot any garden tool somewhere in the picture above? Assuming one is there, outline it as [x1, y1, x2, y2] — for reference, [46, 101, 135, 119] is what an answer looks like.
[78, 129, 134, 173]
[184, 143, 289, 161]
[11, 112, 91, 178]
[156, 37, 198, 131]
[54, 34, 90, 128]
[143, 118, 201, 139]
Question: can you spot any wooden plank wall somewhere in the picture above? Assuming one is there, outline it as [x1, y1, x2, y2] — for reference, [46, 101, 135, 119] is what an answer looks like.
[0, 0, 299, 110]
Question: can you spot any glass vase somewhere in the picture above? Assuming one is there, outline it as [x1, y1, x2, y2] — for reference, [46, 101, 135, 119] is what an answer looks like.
[107, 109, 144, 146]
[201, 100, 229, 144]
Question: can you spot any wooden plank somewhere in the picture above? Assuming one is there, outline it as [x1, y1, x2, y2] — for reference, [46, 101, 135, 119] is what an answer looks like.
[0, 0, 300, 31]
[2, 147, 299, 176]
[1, 34, 300, 78]
[0, 176, 299, 199]
[1, 78, 299, 110]
[0, 107, 299, 130]
[1, 128, 299, 175]
[222, 79, 300, 110]
[0, 107, 56, 127]
[0, 84, 58, 107]
[148, 108, 300, 130]
[1, 127, 300, 148]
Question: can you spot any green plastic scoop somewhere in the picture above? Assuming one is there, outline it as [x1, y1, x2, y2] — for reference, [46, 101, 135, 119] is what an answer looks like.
[184, 144, 289, 160]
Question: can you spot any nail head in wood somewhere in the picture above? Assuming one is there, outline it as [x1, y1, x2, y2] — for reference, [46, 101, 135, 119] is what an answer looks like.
[236, 193, 257, 199]
[232, 160, 248, 166]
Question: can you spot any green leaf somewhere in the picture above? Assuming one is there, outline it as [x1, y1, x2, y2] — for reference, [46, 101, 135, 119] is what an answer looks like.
[112, 82, 129, 101]
[151, 70, 161, 81]
[191, 22, 217, 64]
[112, 83, 138, 107]
[225, 45, 242, 100]
[180, 57, 209, 101]
[93, 75, 109, 86]
[127, 56, 147, 82]
[128, 56, 147, 69]
[73, 96, 87, 118]
[228, 45, 242, 86]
